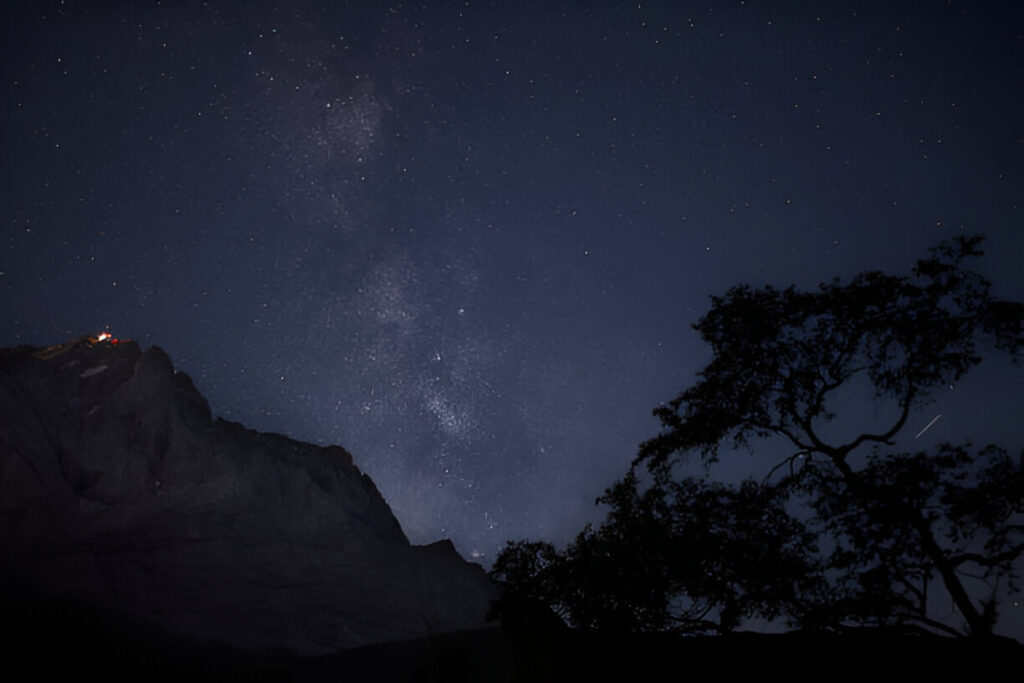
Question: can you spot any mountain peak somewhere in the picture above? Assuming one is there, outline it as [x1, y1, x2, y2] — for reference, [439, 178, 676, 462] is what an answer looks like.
[0, 336, 496, 657]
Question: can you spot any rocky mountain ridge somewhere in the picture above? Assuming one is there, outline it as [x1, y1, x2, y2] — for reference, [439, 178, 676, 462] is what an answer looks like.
[0, 334, 496, 657]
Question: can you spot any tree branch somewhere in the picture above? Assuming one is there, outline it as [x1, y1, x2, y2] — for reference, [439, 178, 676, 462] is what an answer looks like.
[948, 540, 1024, 570]
[763, 450, 813, 487]
[899, 613, 966, 638]
[794, 411, 838, 458]
[749, 419, 815, 453]
[839, 386, 917, 454]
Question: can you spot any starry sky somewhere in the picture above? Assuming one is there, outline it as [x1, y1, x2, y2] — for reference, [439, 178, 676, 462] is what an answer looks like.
[3, 0, 1022, 576]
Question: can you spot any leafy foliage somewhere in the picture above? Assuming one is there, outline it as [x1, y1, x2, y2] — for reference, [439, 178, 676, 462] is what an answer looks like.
[793, 444, 1024, 635]
[641, 235, 1021, 473]
[491, 472, 818, 634]
[490, 236, 1024, 638]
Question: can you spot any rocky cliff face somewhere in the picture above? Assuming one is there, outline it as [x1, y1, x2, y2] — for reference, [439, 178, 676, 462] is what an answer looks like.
[0, 335, 496, 656]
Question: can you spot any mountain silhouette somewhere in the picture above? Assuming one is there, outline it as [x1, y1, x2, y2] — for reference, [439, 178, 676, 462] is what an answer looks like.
[0, 334, 495, 665]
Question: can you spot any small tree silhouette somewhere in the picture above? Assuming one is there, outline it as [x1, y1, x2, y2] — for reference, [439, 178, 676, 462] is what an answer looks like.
[491, 235, 1024, 637]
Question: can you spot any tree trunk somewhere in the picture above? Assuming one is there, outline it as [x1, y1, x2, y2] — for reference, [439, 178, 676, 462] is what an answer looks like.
[908, 512, 991, 637]
[828, 452, 990, 637]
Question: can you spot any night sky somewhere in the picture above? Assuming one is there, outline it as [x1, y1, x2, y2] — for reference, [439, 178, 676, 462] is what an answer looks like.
[3, 0, 1022, 584]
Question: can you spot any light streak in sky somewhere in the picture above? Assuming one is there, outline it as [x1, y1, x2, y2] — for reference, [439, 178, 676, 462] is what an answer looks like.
[914, 414, 942, 439]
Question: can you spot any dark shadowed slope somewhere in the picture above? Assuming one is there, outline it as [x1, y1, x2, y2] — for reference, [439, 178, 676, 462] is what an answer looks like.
[0, 334, 496, 659]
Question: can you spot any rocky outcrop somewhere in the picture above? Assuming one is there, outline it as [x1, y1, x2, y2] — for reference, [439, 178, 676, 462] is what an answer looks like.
[0, 335, 496, 656]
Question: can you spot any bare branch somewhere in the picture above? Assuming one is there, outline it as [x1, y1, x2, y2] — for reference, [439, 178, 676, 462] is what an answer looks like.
[749, 419, 814, 453]
[900, 614, 966, 638]
[839, 387, 917, 454]
[948, 541, 1024, 570]
[763, 451, 812, 487]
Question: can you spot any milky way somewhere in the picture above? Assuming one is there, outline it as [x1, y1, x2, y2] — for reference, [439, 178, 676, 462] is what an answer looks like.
[3, 0, 1022, 582]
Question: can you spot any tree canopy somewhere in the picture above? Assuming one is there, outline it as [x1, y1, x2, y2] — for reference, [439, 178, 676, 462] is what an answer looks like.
[490, 235, 1024, 638]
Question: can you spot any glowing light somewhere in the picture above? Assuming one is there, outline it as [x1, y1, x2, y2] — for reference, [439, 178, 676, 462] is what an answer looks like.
[92, 332, 126, 345]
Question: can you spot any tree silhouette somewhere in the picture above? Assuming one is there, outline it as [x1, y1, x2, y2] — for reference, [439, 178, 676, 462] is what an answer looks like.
[491, 471, 821, 634]
[790, 442, 1024, 635]
[491, 235, 1024, 638]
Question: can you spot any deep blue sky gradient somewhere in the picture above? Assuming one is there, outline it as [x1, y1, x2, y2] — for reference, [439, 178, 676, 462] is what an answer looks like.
[3, 2, 1022, 628]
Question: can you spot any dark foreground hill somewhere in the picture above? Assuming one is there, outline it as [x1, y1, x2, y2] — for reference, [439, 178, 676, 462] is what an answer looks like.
[299, 627, 1023, 682]
[0, 334, 496, 660]
[3, 593, 1021, 683]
